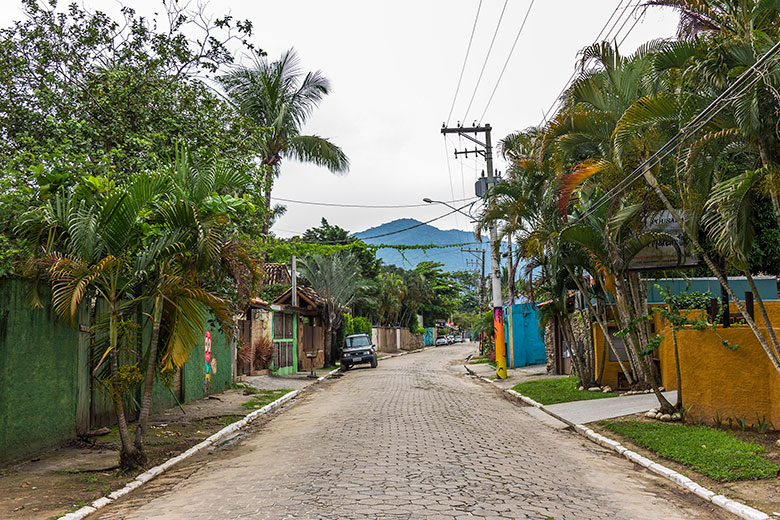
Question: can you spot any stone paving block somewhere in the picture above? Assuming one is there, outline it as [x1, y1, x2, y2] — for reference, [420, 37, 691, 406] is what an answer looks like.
[94, 345, 732, 520]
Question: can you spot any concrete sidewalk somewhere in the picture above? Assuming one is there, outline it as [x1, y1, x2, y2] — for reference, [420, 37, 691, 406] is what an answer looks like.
[545, 390, 678, 424]
[464, 350, 677, 425]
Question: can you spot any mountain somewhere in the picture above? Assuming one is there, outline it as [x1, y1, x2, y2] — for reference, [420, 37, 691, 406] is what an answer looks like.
[353, 218, 491, 273]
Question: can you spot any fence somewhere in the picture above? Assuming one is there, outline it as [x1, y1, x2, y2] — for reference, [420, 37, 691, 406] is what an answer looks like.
[371, 326, 423, 352]
[0, 278, 232, 464]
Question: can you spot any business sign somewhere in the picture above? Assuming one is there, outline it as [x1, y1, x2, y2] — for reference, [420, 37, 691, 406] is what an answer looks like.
[628, 210, 699, 271]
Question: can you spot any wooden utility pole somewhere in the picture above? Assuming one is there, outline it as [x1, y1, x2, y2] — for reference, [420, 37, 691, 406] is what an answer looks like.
[442, 123, 507, 379]
[462, 247, 486, 310]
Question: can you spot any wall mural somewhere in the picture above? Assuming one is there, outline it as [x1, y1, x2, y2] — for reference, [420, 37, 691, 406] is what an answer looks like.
[203, 331, 217, 392]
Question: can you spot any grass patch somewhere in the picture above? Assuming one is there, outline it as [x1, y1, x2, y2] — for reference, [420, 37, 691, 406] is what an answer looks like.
[468, 356, 491, 364]
[240, 389, 293, 410]
[512, 376, 617, 405]
[600, 420, 780, 481]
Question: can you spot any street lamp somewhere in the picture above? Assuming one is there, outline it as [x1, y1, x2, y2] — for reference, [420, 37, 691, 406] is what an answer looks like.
[422, 198, 478, 222]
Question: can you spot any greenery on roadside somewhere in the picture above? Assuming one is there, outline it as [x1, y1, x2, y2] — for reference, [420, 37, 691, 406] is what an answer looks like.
[599, 420, 780, 481]
[512, 376, 618, 405]
[241, 389, 293, 410]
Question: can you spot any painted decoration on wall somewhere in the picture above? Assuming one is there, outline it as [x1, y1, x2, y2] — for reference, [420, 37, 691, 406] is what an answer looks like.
[204, 331, 212, 393]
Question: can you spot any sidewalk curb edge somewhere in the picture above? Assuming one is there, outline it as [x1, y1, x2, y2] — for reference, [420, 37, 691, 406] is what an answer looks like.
[470, 372, 771, 520]
[61, 370, 341, 520]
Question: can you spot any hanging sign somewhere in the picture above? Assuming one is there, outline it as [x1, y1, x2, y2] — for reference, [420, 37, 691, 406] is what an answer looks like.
[629, 210, 699, 271]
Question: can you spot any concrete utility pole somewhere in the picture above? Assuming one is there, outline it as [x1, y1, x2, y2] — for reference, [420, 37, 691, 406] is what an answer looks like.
[442, 123, 507, 379]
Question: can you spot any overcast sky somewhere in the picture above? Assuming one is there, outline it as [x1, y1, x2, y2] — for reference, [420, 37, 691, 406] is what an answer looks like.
[3, 1, 679, 237]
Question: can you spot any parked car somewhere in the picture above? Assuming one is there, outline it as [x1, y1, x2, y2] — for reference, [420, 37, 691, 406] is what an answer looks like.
[341, 334, 377, 371]
[454, 333, 463, 343]
[435, 336, 448, 346]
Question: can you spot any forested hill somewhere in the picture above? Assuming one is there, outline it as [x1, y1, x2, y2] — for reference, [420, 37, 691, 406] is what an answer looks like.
[353, 219, 488, 273]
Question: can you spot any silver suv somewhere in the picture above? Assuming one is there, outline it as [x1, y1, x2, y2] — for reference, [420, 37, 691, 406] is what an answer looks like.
[341, 334, 378, 371]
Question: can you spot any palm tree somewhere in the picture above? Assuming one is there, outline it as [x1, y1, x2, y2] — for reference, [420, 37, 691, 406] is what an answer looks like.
[133, 148, 259, 454]
[219, 49, 349, 235]
[298, 251, 370, 365]
[20, 178, 168, 469]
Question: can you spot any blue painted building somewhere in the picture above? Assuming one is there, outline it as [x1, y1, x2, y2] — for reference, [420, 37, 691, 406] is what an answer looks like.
[503, 302, 547, 368]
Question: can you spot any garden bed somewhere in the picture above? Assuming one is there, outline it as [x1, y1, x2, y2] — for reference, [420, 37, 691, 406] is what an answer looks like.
[592, 415, 780, 514]
[512, 376, 618, 405]
[0, 388, 266, 519]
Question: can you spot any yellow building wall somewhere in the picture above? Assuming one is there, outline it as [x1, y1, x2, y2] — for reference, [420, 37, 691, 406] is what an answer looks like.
[675, 325, 780, 428]
[593, 299, 780, 428]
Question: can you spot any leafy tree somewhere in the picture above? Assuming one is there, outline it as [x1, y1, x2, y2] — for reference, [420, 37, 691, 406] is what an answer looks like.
[300, 218, 380, 279]
[220, 49, 349, 235]
[0, 0, 262, 269]
[414, 261, 461, 326]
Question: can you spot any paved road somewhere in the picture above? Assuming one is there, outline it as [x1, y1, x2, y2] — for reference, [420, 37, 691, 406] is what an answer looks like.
[96, 344, 727, 520]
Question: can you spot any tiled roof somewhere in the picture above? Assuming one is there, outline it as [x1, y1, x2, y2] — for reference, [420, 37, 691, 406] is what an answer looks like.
[261, 263, 291, 285]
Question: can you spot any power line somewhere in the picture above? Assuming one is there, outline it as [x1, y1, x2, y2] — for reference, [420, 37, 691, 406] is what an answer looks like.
[357, 202, 477, 241]
[571, 39, 780, 224]
[462, 0, 510, 123]
[270, 196, 478, 209]
[477, 0, 536, 124]
[285, 202, 480, 244]
[539, 0, 636, 126]
[446, 0, 483, 126]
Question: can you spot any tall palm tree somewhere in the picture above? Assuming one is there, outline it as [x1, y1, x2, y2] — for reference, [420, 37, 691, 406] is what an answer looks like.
[220, 49, 349, 235]
[298, 251, 369, 365]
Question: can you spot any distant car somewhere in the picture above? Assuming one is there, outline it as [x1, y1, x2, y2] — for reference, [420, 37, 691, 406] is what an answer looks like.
[454, 334, 463, 343]
[341, 334, 377, 371]
[435, 336, 448, 346]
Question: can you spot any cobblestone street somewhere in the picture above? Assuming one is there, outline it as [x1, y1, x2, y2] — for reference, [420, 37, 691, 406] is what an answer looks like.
[96, 344, 728, 520]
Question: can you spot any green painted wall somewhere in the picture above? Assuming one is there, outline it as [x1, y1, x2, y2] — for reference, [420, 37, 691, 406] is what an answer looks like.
[182, 327, 231, 402]
[0, 279, 80, 464]
[0, 278, 235, 464]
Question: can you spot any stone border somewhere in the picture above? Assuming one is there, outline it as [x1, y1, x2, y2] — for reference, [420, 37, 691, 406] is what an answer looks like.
[466, 368, 771, 520]
[60, 368, 342, 520]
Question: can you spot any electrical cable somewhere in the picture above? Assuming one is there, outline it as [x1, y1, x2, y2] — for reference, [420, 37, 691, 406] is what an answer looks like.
[461, 0, 510, 123]
[446, 0, 483, 126]
[299, 201, 480, 244]
[477, 0, 536, 124]
[270, 196, 478, 209]
[570, 39, 780, 224]
[539, 0, 635, 125]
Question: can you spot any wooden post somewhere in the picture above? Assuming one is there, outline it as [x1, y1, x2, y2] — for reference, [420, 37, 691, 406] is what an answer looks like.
[745, 291, 754, 321]
[710, 298, 719, 324]
[76, 303, 91, 436]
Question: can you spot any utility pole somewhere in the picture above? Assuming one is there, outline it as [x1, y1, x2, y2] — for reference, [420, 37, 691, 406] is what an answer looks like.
[443, 123, 507, 379]
[291, 255, 298, 307]
[461, 248, 486, 310]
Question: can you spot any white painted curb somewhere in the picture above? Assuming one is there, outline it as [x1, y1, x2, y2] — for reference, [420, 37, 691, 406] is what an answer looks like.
[59, 370, 343, 520]
[471, 372, 772, 520]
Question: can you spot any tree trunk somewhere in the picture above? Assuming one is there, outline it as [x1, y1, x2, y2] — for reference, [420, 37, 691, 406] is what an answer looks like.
[567, 267, 634, 386]
[745, 272, 780, 364]
[672, 324, 682, 409]
[110, 309, 145, 470]
[135, 295, 164, 452]
[261, 170, 273, 235]
[324, 322, 333, 367]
